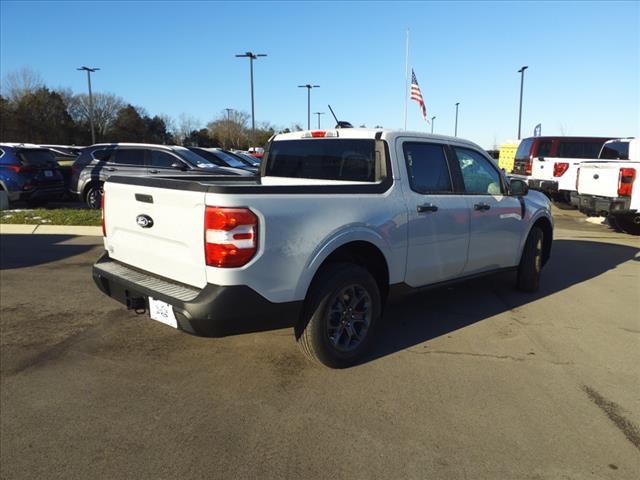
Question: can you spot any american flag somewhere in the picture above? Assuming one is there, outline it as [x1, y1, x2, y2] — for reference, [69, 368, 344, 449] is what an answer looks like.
[410, 69, 428, 122]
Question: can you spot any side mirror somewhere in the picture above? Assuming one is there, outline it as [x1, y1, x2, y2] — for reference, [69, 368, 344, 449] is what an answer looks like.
[510, 178, 529, 196]
[171, 162, 188, 171]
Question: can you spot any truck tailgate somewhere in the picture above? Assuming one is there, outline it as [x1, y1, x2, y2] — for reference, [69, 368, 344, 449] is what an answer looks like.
[578, 162, 624, 198]
[104, 181, 207, 288]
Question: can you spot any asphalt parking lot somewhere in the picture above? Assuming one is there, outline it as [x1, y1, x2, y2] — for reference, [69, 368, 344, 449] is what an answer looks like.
[1, 205, 638, 479]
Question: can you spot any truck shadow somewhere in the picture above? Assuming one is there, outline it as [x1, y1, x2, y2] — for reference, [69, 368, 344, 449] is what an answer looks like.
[364, 239, 639, 365]
[0, 235, 101, 269]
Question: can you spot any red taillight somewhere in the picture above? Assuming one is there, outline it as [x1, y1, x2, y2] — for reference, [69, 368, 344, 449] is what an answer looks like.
[205, 207, 258, 268]
[618, 168, 636, 197]
[5, 164, 36, 173]
[575, 167, 580, 190]
[311, 130, 326, 138]
[525, 158, 532, 176]
[553, 162, 569, 177]
[101, 190, 106, 236]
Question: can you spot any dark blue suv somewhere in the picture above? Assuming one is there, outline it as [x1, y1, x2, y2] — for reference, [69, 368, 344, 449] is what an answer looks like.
[0, 144, 65, 206]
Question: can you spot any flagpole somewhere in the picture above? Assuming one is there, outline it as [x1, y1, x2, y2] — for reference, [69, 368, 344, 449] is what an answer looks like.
[404, 28, 409, 131]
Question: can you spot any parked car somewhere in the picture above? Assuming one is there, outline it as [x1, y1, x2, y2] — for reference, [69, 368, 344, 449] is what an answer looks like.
[188, 147, 258, 174]
[0, 143, 65, 206]
[576, 138, 638, 234]
[229, 150, 262, 167]
[92, 129, 553, 368]
[248, 146, 264, 159]
[513, 136, 613, 202]
[70, 143, 253, 209]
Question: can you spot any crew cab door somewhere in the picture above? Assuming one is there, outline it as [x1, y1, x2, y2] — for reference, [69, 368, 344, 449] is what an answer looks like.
[451, 147, 525, 273]
[398, 140, 470, 287]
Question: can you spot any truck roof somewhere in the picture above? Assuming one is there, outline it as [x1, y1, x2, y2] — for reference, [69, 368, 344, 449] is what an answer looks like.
[273, 128, 483, 150]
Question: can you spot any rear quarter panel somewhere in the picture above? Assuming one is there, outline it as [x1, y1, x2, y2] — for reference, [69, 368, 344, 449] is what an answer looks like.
[203, 186, 408, 303]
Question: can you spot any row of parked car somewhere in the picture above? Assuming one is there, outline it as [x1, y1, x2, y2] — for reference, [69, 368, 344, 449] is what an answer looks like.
[0, 142, 263, 209]
[508, 136, 638, 235]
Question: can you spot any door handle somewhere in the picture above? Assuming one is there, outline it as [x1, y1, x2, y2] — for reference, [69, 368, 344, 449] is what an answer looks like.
[474, 203, 491, 211]
[417, 203, 438, 213]
[105, 167, 117, 172]
[148, 169, 159, 174]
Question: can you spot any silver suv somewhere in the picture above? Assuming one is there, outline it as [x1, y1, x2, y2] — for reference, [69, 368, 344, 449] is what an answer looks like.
[69, 143, 252, 208]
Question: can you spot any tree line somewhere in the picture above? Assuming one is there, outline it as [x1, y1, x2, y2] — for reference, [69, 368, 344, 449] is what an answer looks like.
[0, 67, 286, 148]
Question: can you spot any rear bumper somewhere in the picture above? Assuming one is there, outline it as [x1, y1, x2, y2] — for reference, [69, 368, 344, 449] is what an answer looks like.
[92, 253, 302, 337]
[577, 194, 634, 216]
[20, 183, 65, 201]
[528, 178, 558, 194]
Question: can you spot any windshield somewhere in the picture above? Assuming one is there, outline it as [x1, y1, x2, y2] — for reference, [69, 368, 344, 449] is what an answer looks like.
[221, 150, 256, 167]
[18, 149, 56, 166]
[173, 148, 221, 169]
[599, 141, 629, 160]
[265, 139, 377, 182]
[209, 150, 247, 168]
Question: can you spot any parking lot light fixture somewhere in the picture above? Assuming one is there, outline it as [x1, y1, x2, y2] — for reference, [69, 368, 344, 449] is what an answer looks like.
[235, 52, 267, 144]
[454, 102, 460, 137]
[517, 65, 529, 140]
[298, 84, 320, 130]
[313, 112, 325, 129]
[77, 66, 100, 144]
[431, 116, 436, 134]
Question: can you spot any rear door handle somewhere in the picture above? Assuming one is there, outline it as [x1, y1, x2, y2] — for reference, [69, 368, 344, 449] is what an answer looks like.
[474, 203, 491, 211]
[148, 169, 159, 174]
[105, 167, 117, 172]
[417, 203, 438, 213]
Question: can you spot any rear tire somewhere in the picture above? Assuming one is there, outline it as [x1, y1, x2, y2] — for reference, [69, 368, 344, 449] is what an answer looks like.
[297, 263, 381, 368]
[84, 183, 103, 209]
[517, 226, 544, 292]
[614, 214, 640, 235]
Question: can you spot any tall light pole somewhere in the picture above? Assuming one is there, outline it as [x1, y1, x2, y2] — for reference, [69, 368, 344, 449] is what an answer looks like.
[313, 112, 325, 129]
[224, 108, 234, 149]
[77, 66, 100, 144]
[235, 52, 267, 144]
[431, 116, 436, 134]
[454, 102, 460, 137]
[517, 65, 528, 140]
[298, 84, 320, 130]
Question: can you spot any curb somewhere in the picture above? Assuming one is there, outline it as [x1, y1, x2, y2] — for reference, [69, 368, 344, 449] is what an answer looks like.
[0, 224, 102, 236]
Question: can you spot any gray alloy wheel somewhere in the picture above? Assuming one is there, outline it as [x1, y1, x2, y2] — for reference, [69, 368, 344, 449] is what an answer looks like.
[326, 284, 372, 353]
[85, 184, 103, 209]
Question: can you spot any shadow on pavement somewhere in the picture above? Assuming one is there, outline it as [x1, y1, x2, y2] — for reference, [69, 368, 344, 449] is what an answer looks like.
[0, 234, 100, 269]
[366, 239, 639, 364]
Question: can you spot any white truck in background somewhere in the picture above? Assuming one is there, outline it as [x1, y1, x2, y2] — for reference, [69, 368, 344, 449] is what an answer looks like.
[576, 138, 639, 234]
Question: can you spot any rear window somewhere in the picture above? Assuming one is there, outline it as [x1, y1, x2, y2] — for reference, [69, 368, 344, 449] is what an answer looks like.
[515, 139, 533, 160]
[536, 140, 553, 157]
[403, 143, 452, 193]
[17, 149, 55, 166]
[599, 141, 629, 160]
[265, 139, 377, 182]
[556, 141, 605, 159]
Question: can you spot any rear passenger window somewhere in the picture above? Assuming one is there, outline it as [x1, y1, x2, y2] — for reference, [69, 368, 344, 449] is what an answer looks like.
[403, 143, 452, 193]
[536, 140, 552, 157]
[557, 141, 604, 159]
[112, 149, 145, 166]
[454, 147, 503, 195]
[92, 149, 112, 161]
[150, 150, 179, 168]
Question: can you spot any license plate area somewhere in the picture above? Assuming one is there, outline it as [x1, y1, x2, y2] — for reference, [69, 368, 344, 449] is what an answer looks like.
[44, 170, 53, 177]
[148, 297, 177, 328]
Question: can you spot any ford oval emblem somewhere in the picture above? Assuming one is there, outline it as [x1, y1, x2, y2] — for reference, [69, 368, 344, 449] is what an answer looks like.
[593, 174, 599, 179]
[136, 214, 154, 228]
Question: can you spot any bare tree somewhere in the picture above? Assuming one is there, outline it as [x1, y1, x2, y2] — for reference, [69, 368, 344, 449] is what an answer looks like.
[1, 67, 44, 103]
[67, 92, 126, 138]
[207, 110, 250, 149]
[173, 113, 201, 145]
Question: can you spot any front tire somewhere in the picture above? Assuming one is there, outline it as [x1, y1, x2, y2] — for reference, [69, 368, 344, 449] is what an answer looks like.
[517, 226, 544, 292]
[84, 183, 103, 209]
[297, 263, 381, 368]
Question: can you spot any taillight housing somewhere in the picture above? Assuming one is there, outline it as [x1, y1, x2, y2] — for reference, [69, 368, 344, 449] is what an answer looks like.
[553, 162, 569, 177]
[618, 168, 636, 197]
[525, 158, 532, 176]
[205, 207, 258, 268]
[101, 190, 106, 236]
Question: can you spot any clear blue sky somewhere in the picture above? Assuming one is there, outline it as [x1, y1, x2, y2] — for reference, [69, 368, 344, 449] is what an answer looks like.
[1, 0, 638, 148]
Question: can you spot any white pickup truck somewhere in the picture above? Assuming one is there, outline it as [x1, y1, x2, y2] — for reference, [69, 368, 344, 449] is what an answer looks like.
[577, 138, 639, 234]
[93, 129, 553, 367]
